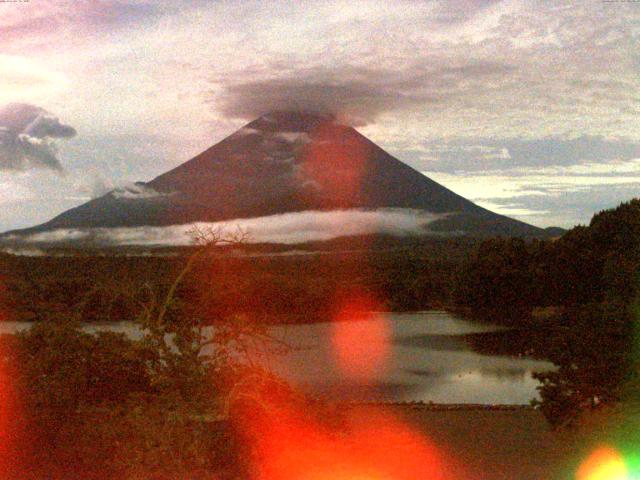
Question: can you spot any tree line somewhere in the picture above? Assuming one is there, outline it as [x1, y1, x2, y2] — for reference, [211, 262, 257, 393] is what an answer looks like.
[453, 199, 640, 425]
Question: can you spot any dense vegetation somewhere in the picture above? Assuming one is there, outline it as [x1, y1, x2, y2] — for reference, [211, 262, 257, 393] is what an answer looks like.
[0, 232, 305, 479]
[0, 237, 475, 325]
[455, 199, 640, 425]
[0, 316, 277, 479]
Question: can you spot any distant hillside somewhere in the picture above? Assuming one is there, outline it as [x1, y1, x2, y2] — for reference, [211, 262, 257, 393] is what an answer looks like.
[543, 226, 567, 237]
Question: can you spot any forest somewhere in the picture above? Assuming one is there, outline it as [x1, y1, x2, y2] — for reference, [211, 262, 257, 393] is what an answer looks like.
[0, 237, 475, 325]
[455, 199, 640, 426]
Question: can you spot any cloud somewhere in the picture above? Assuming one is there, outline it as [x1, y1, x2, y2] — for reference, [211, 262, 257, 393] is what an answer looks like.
[0, 55, 67, 103]
[12, 208, 443, 246]
[219, 78, 414, 127]
[0, 177, 32, 205]
[0, 103, 76, 171]
[0, 1, 162, 53]
[425, 158, 640, 227]
[208, 1, 639, 138]
[395, 136, 640, 173]
[216, 62, 514, 126]
[110, 183, 170, 200]
[430, 0, 504, 25]
[85, 175, 115, 199]
[476, 185, 640, 230]
[274, 132, 312, 144]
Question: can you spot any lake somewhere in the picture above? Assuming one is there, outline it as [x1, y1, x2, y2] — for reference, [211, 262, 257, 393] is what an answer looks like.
[0, 310, 554, 405]
[261, 311, 554, 404]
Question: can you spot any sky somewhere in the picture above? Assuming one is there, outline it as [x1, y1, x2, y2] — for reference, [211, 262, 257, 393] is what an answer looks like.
[0, 0, 639, 232]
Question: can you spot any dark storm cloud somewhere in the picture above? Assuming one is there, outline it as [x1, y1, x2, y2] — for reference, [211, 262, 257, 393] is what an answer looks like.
[0, 103, 76, 171]
[219, 79, 421, 127]
[216, 62, 515, 126]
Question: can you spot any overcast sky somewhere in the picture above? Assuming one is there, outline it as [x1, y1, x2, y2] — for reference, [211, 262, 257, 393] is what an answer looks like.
[1, 0, 638, 231]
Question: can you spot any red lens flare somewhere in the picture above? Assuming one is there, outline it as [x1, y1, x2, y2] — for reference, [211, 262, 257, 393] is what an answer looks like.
[577, 446, 628, 480]
[239, 400, 458, 480]
[330, 292, 390, 382]
[0, 336, 21, 476]
[0, 275, 8, 323]
[0, 275, 27, 477]
[300, 121, 371, 209]
[0, 275, 11, 458]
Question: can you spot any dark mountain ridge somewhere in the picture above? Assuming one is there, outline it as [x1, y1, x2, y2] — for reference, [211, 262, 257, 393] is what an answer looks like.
[4, 111, 547, 241]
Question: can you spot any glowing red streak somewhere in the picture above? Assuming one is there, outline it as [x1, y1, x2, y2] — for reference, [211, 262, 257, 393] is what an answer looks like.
[0, 275, 24, 476]
[242, 402, 457, 480]
[0, 337, 19, 475]
[0, 275, 7, 323]
[331, 293, 390, 382]
[234, 288, 459, 479]
[300, 122, 371, 209]
[0, 275, 9, 468]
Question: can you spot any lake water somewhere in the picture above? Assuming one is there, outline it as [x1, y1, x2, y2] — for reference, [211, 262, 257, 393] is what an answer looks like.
[0, 311, 554, 405]
[262, 311, 554, 404]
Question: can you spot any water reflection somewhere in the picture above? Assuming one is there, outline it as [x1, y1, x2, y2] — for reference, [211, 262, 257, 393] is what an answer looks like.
[266, 311, 554, 404]
[0, 311, 554, 404]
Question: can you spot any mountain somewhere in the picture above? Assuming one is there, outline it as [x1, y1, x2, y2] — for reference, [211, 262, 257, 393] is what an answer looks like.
[4, 111, 547, 243]
[544, 226, 567, 238]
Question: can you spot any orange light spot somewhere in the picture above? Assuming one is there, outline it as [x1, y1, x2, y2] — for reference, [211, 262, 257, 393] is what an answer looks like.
[330, 293, 390, 382]
[242, 402, 455, 480]
[577, 446, 628, 480]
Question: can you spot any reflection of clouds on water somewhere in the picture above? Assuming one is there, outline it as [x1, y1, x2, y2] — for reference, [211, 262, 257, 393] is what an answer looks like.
[403, 368, 439, 378]
[389, 311, 507, 336]
[308, 381, 423, 403]
[413, 370, 545, 405]
[264, 311, 556, 404]
[395, 333, 469, 352]
[402, 366, 533, 382]
[481, 368, 532, 381]
[0, 312, 555, 404]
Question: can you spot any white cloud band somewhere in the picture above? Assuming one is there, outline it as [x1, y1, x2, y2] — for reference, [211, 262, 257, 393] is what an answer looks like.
[9, 208, 442, 246]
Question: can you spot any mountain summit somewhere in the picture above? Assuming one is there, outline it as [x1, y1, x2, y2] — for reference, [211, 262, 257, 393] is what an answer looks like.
[6, 111, 545, 242]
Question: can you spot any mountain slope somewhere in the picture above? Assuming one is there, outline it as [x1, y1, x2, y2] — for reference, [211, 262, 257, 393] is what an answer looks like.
[5, 111, 545, 240]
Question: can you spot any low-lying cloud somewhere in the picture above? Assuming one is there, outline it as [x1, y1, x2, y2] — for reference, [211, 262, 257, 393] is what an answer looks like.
[0, 103, 76, 171]
[110, 183, 170, 200]
[13, 208, 443, 246]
